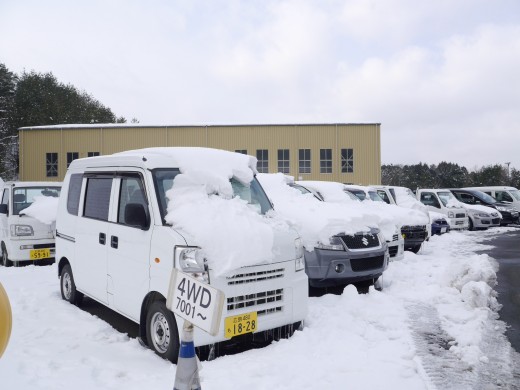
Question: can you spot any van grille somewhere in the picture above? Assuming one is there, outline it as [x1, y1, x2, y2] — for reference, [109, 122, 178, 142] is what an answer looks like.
[227, 268, 285, 285]
[456, 213, 466, 218]
[227, 289, 283, 312]
[389, 246, 398, 258]
[392, 234, 399, 242]
[339, 234, 379, 249]
[351, 255, 385, 272]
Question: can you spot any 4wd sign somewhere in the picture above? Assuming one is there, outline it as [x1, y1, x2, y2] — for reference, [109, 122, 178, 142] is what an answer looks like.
[166, 269, 225, 336]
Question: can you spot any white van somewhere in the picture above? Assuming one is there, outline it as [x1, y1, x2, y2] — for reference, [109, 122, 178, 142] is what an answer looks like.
[0, 181, 61, 267]
[464, 186, 520, 211]
[56, 148, 308, 362]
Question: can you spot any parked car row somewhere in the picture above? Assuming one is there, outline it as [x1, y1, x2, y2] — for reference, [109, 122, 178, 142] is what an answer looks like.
[1, 148, 518, 365]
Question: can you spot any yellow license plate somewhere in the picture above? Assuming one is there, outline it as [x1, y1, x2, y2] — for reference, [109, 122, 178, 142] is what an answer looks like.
[30, 249, 51, 260]
[224, 312, 257, 339]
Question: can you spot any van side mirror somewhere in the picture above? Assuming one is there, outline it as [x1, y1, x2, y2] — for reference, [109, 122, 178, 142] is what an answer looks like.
[0, 204, 7, 215]
[124, 203, 149, 229]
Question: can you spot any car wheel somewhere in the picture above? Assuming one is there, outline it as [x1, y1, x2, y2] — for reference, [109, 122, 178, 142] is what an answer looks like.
[411, 244, 421, 254]
[1, 244, 12, 267]
[468, 218, 474, 231]
[146, 301, 179, 363]
[60, 264, 83, 306]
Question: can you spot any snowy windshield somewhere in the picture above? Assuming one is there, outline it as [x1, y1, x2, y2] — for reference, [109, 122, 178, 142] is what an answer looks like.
[153, 169, 272, 223]
[437, 191, 457, 207]
[13, 186, 61, 215]
[368, 191, 385, 202]
[510, 190, 520, 201]
[347, 189, 366, 201]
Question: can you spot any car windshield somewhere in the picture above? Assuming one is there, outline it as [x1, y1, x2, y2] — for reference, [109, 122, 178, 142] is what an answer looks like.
[437, 191, 457, 207]
[152, 169, 272, 224]
[13, 186, 61, 216]
[290, 184, 324, 201]
[368, 191, 385, 202]
[510, 190, 520, 201]
[346, 189, 366, 201]
[474, 190, 497, 204]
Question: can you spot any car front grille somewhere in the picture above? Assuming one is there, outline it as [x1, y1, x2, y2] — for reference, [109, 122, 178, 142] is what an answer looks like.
[33, 243, 55, 249]
[392, 234, 399, 242]
[350, 255, 385, 272]
[227, 268, 285, 285]
[492, 218, 500, 224]
[456, 213, 466, 218]
[227, 289, 283, 313]
[339, 234, 380, 249]
[401, 225, 427, 239]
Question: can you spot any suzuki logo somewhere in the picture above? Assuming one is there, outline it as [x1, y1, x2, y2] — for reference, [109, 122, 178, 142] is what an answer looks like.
[362, 237, 369, 246]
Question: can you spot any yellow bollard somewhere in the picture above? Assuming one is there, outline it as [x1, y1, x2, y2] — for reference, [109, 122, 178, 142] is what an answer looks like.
[0, 282, 12, 358]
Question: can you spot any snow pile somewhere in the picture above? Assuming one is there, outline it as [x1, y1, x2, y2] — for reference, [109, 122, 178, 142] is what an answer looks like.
[429, 210, 447, 222]
[119, 148, 290, 276]
[19, 196, 59, 225]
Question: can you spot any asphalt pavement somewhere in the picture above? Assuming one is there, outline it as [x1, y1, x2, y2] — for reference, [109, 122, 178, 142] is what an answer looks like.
[478, 228, 520, 353]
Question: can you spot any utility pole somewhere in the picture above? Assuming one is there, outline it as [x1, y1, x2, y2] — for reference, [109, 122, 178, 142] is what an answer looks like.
[505, 162, 511, 183]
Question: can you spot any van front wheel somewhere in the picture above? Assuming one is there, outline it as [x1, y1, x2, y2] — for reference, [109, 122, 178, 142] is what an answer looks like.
[146, 301, 179, 363]
[1, 244, 12, 267]
[60, 264, 83, 306]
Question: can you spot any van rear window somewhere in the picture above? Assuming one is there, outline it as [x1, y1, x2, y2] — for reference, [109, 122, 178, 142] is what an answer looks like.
[67, 174, 83, 215]
[84, 178, 112, 221]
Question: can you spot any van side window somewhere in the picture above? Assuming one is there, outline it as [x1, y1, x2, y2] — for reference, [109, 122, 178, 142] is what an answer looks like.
[84, 178, 113, 221]
[67, 174, 83, 215]
[117, 175, 148, 227]
[1, 189, 9, 205]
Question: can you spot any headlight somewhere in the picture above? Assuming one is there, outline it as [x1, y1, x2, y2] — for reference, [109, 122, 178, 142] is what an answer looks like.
[448, 211, 454, 218]
[316, 236, 344, 251]
[295, 237, 304, 259]
[496, 206, 507, 212]
[10, 225, 34, 237]
[474, 213, 489, 218]
[174, 246, 209, 282]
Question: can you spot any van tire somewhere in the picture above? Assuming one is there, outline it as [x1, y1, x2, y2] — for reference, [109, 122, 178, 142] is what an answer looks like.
[60, 264, 83, 306]
[1, 244, 12, 267]
[146, 301, 179, 363]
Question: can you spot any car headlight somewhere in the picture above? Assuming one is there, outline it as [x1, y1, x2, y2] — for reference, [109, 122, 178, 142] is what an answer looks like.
[174, 246, 209, 282]
[316, 236, 344, 251]
[294, 238, 305, 271]
[10, 225, 34, 237]
[475, 213, 489, 218]
[496, 206, 507, 212]
[448, 211, 454, 218]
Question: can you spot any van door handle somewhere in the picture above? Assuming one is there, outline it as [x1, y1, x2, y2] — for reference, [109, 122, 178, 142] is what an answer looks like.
[99, 233, 106, 245]
[111, 236, 118, 249]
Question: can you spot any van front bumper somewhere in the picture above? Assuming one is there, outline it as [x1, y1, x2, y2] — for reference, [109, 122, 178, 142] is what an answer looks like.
[3, 239, 56, 262]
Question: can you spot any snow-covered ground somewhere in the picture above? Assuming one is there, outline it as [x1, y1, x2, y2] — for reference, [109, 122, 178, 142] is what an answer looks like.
[1, 228, 520, 390]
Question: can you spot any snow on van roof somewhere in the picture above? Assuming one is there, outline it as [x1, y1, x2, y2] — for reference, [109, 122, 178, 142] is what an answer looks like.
[117, 148, 292, 276]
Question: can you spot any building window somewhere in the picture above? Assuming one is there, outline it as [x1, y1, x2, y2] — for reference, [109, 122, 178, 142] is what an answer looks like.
[46, 153, 58, 177]
[299, 149, 311, 174]
[320, 149, 332, 174]
[88, 152, 100, 157]
[256, 149, 269, 173]
[341, 148, 354, 173]
[67, 152, 79, 168]
[235, 150, 247, 155]
[278, 149, 290, 174]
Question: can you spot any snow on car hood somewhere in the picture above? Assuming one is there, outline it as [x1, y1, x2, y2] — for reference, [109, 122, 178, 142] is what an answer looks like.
[19, 196, 59, 225]
[259, 174, 380, 249]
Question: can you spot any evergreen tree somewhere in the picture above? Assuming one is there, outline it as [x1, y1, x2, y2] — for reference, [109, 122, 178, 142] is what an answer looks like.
[434, 161, 469, 188]
[0, 63, 18, 179]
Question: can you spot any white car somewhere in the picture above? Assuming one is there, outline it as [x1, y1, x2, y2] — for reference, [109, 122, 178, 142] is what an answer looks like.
[0, 181, 61, 267]
[416, 189, 469, 230]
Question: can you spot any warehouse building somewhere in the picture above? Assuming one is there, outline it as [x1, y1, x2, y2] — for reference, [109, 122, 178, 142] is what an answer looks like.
[18, 123, 381, 184]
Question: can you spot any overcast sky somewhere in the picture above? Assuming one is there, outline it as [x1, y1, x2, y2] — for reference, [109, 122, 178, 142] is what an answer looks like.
[2, 0, 520, 171]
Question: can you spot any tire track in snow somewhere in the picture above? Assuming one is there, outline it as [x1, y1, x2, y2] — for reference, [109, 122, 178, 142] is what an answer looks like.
[407, 303, 520, 390]
[407, 303, 477, 390]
